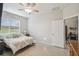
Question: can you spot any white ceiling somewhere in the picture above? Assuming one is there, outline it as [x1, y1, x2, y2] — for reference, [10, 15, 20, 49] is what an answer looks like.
[3, 3, 79, 18]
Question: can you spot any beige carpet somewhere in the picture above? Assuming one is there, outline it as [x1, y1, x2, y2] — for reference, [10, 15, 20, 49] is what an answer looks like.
[1, 41, 69, 56]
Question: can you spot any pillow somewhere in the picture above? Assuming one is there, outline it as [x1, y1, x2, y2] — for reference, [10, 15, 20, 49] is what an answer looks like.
[5, 33, 23, 39]
[12, 34, 21, 38]
[0, 35, 4, 39]
[5, 34, 13, 39]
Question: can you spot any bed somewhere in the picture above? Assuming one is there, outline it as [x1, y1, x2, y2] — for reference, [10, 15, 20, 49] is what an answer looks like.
[0, 33, 34, 55]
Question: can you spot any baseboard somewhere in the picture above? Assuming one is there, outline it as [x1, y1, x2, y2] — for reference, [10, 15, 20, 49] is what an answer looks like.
[35, 40, 65, 49]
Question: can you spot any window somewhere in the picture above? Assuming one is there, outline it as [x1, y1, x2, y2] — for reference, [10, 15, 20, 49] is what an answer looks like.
[0, 19, 20, 33]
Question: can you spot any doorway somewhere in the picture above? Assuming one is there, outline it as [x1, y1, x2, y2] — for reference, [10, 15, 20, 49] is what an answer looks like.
[64, 16, 78, 48]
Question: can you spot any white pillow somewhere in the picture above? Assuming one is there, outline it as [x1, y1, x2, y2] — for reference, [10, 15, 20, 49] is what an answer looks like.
[5, 34, 13, 38]
[12, 34, 21, 38]
[0, 35, 4, 39]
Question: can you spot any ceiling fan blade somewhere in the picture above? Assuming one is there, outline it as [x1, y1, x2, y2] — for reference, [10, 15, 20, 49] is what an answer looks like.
[31, 3, 36, 7]
[19, 3, 27, 8]
[26, 3, 36, 7]
[27, 3, 31, 7]
[33, 9, 39, 12]
[18, 9, 24, 10]
[19, 3, 24, 6]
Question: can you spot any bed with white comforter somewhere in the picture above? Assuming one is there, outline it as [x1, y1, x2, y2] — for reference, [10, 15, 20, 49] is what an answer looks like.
[0, 33, 34, 54]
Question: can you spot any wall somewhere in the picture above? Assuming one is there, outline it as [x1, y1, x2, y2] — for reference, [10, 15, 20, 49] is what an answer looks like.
[2, 11, 28, 33]
[28, 7, 64, 47]
[28, 13, 52, 44]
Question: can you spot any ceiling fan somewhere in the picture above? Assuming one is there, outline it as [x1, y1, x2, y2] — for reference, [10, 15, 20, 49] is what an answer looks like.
[18, 3, 39, 14]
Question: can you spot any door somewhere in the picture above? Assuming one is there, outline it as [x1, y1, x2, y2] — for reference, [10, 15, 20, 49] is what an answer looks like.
[0, 3, 3, 29]
[51, 20, 65, 48]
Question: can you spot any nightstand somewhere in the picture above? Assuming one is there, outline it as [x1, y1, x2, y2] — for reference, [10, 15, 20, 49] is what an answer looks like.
[0, 39, 5, 55]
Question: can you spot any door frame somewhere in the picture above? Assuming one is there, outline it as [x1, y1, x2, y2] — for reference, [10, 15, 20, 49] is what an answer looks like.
[63, 14, 79, 48]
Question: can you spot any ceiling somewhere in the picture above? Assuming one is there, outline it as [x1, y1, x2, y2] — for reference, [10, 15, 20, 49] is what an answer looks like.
[3, 3, 79, 18]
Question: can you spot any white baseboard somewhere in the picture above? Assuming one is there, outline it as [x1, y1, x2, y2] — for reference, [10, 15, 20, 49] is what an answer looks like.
[35, 40, 65, 49]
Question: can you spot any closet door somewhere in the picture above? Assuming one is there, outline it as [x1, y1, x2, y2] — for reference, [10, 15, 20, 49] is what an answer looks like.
[51, 20, 64, 48]
[51, 20, 58, 46]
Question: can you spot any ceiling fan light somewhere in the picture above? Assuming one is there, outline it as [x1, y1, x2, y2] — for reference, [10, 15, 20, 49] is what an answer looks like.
[24, 9, 32, 13]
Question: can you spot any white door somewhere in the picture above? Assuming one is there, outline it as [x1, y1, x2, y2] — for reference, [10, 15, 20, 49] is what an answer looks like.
[51, 20, 65, 48]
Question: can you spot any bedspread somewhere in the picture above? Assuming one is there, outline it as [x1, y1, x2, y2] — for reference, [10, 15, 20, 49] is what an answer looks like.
[4, 36, 33, 54]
